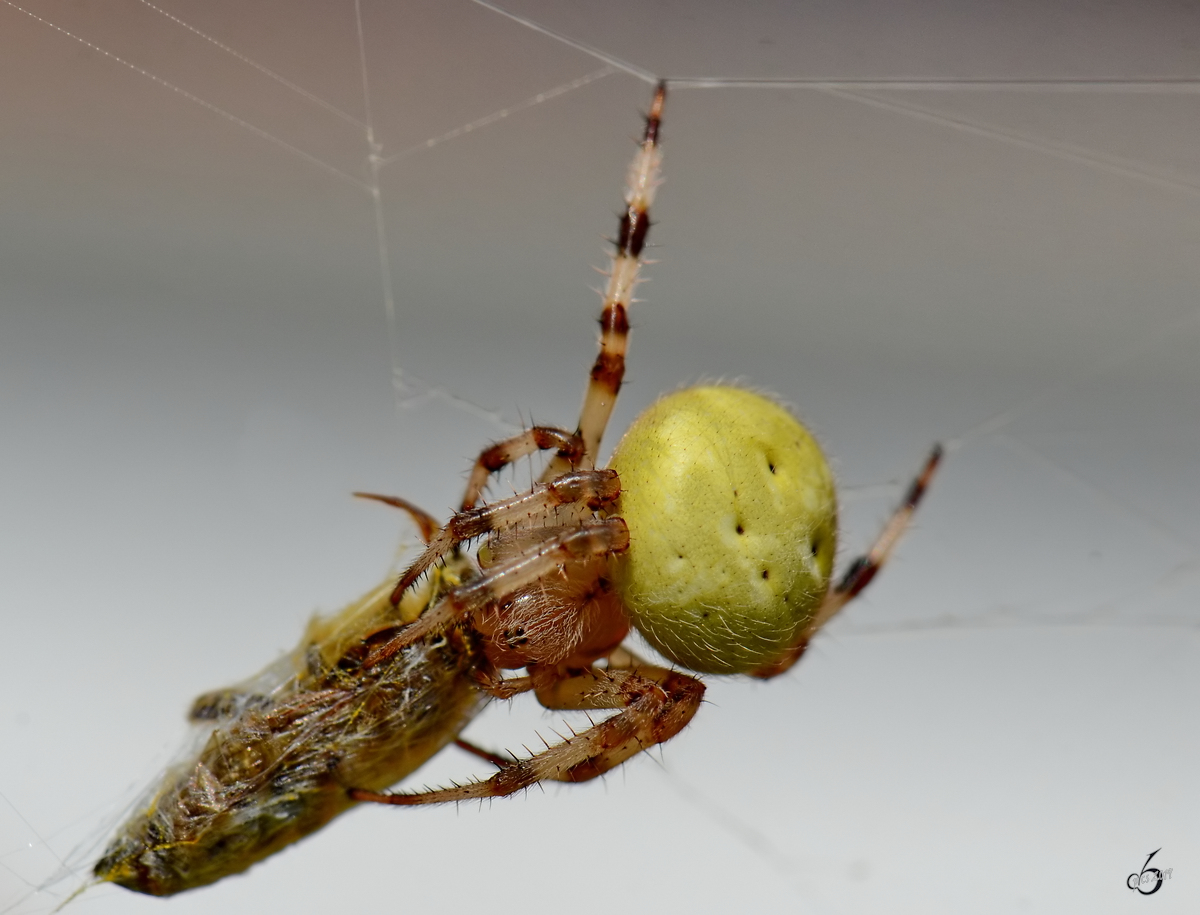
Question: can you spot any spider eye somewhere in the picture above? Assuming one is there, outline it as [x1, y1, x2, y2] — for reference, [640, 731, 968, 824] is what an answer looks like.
[609, 386, 837, 675]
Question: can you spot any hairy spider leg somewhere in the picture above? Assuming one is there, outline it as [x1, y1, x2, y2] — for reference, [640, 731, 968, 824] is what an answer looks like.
[750, 444, 944, 679]
[350, 659, 704, 804]
[389, 469, 621, 603]
[542, 81, 666, 479]
[460, 426, 585, 511]
[364, 516, 630, 669]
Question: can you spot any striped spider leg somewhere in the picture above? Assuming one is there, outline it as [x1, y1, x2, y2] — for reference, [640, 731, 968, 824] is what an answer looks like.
[749, 444, 944, 679]
[539, 81, 665, 478]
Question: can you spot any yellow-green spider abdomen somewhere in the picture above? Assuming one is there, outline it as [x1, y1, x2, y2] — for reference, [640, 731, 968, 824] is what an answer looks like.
[608, 386, 837, 675]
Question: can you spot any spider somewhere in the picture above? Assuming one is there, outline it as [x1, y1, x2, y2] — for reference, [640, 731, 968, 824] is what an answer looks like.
[91, 81, 940, 897]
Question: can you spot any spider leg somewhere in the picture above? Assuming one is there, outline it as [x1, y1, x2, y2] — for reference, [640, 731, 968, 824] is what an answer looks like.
[752, 444, 943, 679]
[390, 469, 621, 603]
[542, 82, 666, 479]
[365, 517, 630, 669]
[351, 492, 441, 543]
[349, 661, 703, 805]
[460, 426, 584, 511]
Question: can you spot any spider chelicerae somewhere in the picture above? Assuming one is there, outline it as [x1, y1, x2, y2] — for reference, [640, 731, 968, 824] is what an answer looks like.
[93, 81, 939, 898]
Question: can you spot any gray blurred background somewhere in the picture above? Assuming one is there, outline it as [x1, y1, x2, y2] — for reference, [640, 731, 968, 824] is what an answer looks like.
[2, 1, 1198, 912]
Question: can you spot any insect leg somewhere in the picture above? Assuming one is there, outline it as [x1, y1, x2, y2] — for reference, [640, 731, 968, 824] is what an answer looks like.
[390, 468, 621, 602]
[751, 444, 943, 679]
[460, 426, 584, 510]
[453, 737, 517, 769]
[541, 82, 666, 479]
[447, 673, 538, 768]
[349, 662, 703, 804]
[351, 492, 441, 543]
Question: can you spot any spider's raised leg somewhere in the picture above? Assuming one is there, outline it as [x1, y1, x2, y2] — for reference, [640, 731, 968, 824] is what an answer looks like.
[390, 469, 621, 602]
[460, 426, 584, 511]
[542, 82, 666, 479]
[752, 444, 943, 679]
[349, 659, 703, 805]
[367, 516, 630, 668]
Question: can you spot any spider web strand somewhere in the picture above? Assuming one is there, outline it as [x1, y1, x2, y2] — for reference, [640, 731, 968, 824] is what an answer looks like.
[135, 0, 368, 129]
[470, 0, 656, 84]
[2, 0, 369, 191]
[822, 86, 1200, 199]
[667, 76, 1200, 93]
[377, 66, 618, 168]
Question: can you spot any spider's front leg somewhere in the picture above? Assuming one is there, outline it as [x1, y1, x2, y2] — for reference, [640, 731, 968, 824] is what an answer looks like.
[349, 658, 704, 805]
[542, 82, 666, 480]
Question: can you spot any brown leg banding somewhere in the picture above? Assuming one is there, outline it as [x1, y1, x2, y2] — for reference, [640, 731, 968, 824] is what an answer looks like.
[461, 426, 584, 511]
[751, 444, 942, 680]
[542, 82, 667, 480]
